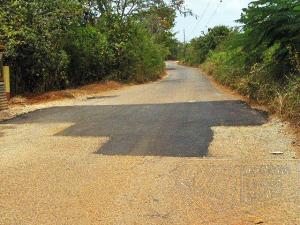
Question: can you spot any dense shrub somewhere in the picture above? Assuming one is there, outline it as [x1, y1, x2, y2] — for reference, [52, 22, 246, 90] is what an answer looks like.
[0, 0, 82, 93]
[182, 0, 300, 123]
[0, 0, 182, 94]
[181, 26, 231, 65]
[201, 33, 300, 123]
[117, 23, 166, 83]
[63, 26, 111, 86]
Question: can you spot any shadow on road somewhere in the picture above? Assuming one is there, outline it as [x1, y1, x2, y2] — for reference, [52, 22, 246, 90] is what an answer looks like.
[86, 95, 119, 100]
[0, 126, 15, 137]
[160, 79, 185, 84]
[166, 67, 177, 71]
[3, 101, 268, 157]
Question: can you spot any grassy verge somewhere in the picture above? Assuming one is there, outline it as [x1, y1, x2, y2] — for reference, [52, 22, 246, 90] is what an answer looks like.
[201, 60, 300, 127]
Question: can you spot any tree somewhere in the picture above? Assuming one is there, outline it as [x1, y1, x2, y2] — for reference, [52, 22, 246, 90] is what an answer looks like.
[239, 0, 300, 74]
[0, 0, 83, 92]
[0, 0, 190, 94]
[185, 26, 231, 64]
[84, 0, 190, 21]
[239, 0, 300, 49]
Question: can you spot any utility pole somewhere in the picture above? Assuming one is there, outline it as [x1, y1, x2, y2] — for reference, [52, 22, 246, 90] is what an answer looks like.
[183, 29, 187, 59]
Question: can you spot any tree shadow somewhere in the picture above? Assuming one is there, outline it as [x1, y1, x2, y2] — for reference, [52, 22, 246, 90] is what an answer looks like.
[166, 67, 177, 71]
[86, 95, 119, 100]
[160, 79, 185, 84]
[3, 101, 268, 157]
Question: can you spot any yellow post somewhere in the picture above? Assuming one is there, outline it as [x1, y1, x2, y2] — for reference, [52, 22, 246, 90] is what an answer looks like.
[3, 66, 10, 99]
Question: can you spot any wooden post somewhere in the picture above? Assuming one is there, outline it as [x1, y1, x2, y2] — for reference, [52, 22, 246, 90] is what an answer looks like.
[3, 66, 10, 100]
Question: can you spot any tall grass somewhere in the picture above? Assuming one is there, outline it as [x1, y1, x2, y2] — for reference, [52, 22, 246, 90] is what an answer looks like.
[201, 33, 300, 124]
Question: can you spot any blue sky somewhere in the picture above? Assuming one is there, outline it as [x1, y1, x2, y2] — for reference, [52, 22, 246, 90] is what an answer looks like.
[174, 0, 253, 41]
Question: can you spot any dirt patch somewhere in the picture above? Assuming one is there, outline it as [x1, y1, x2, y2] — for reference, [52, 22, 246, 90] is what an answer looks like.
[11, 81, 124, 105]
[6, 70, 169, 106]
[209, 119, 297, 160]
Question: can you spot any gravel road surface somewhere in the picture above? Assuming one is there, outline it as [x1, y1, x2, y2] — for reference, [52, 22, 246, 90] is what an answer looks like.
[0, 62, 299, 225]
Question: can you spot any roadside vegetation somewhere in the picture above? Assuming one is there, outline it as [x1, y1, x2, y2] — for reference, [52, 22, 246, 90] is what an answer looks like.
[179, 0, 300, 124]
[0, 0, 188, 94]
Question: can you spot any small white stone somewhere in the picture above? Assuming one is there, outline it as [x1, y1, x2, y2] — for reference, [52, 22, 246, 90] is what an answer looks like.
[271, 151, 284, 155]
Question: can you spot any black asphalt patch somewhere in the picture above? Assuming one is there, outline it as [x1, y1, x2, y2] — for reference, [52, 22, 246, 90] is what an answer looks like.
[4, 101, 267, 157]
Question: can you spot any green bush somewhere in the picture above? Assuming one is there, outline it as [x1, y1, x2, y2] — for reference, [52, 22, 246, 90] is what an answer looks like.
[0, 0, 82, 93]
[4, 35, 71, 93]
[202, 31, 300, 123]
[0, 0, 172, 94]
[113, 23, 166, 83]
[63, 26, 111, 86]
[182, 26, 231, 65]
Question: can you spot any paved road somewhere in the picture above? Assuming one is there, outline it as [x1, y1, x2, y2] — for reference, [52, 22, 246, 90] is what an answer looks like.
[0, 62, 299, 225]
[7, 62, 267, 157]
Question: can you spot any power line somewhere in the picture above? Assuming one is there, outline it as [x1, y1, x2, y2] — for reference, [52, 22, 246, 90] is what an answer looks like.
[204, 0, 223, 30]
[189, 0, 223, 40]
[189, 1, 212, 35]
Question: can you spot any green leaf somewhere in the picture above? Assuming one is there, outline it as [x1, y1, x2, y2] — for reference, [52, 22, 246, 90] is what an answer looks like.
[294, 5, 300, 11]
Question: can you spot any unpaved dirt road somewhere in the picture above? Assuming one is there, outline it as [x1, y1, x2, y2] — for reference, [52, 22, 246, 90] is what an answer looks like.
[0, 62, 299, 225]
